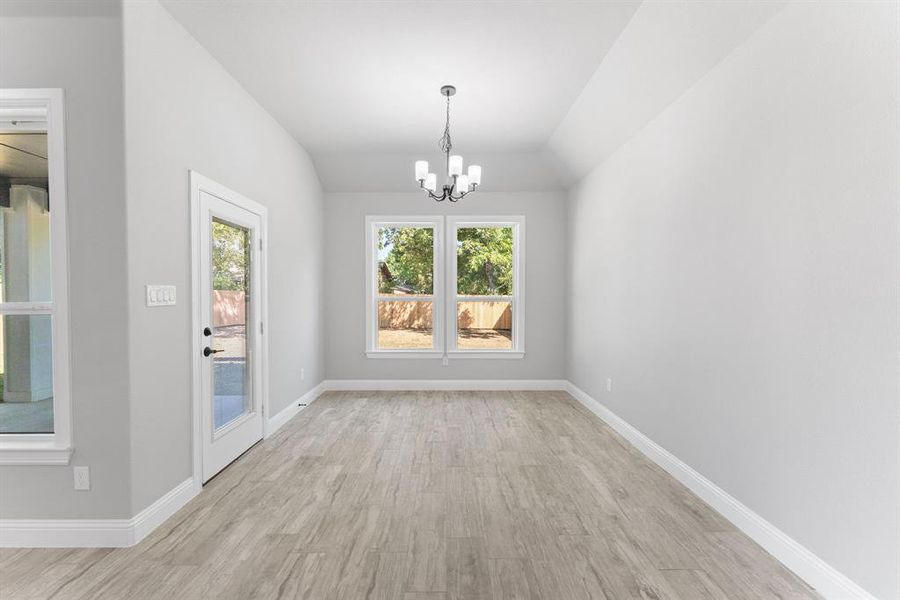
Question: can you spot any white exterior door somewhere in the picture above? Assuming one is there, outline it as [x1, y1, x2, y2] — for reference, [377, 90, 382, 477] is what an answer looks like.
[196, 183, 265, 483]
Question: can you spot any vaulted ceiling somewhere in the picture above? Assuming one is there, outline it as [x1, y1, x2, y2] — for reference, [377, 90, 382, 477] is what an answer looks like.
[160, 0, 787, 192]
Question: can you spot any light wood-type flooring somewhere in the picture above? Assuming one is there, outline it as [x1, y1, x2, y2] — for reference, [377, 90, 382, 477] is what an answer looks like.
[1, 391, 821, 599]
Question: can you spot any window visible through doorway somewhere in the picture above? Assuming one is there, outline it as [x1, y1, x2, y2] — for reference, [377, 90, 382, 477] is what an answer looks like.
[0, 89, 73, 465]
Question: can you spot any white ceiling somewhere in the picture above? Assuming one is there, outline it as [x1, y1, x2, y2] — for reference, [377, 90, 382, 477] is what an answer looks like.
[159, 0, 639, 190]
[159, 0, 787, 192]
[160, 0, 639, 154]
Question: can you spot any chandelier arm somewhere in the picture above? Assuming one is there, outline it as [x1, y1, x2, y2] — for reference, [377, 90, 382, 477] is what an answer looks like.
[427, 189, 447, 202]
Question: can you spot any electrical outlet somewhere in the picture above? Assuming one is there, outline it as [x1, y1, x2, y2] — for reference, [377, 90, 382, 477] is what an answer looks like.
[73, 466, 90, 491]
[300, 368, 305, 381]
[606, 378, 613, 392]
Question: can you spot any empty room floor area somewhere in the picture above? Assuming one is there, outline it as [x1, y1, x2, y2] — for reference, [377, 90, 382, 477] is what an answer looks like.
[0, 391, 820, 599]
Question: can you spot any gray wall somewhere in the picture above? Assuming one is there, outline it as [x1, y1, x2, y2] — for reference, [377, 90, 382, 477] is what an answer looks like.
[565, 2, 899, 598]
[0, 3, 132, 519]
[123, 0, 324, 514]
[325, 192, 566, 381]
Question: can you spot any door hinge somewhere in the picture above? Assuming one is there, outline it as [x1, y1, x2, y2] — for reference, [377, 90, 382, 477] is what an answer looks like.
[259, 238, 263, 251]
[260, 321, 264, 335]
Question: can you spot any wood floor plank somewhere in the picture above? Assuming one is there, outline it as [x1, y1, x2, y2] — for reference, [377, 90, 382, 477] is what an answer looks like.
[488, 558, 542, 600]
[447, 537, 492, 600]
[660, 569, 730, 600]
[0, 391, 821, 600]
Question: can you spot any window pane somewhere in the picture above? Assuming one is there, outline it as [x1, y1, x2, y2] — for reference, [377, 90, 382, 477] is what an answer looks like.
[378, 300, 433, 349]
[0, 314, 54, 433]
[0, 133, 52, 302]
[457, 301, 512, 350]
[211, 219, 251, 430]
[378, 226, 433, 295]
[456, 227, 513, 296]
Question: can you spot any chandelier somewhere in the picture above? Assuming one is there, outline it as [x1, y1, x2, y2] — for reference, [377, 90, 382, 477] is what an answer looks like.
[414, 85, 481, 202]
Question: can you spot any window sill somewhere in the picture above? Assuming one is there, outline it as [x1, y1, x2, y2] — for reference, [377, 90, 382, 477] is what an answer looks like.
[447, 351, 525, 360]
[366, 351, 444, 359]
[0, 443, 72, 466]
[365, 351, 525, 360]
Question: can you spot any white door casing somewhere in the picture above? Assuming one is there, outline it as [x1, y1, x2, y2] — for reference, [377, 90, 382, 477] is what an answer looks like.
[190, 172, 268, 485]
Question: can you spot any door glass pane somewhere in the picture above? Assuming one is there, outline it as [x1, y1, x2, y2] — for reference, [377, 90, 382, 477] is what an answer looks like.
[0, 133, 52, 303]
[457, 301, 512, 350]
[211, 218, 251, 430]
[378, 300, 433, 349]
[0, 314, 54, 433]
[456, 227, 513, 296]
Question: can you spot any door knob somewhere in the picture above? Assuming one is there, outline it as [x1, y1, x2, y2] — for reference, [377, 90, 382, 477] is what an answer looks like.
[203, 347, 224, 357]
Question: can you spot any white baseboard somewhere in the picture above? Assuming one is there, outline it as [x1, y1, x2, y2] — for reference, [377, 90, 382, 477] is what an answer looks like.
[563, 382, 876, 600]
[0, 477, 196, 548]
[130, 478, 196, 545]
[0, 518, 134, 548]
[324, 379, 568, 391]
[266, 381, 327, 437]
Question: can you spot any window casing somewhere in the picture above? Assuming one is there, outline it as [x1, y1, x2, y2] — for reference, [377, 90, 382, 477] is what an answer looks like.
[366, 216, 444, 358]
[0, 89, 72, 465]
[365, 215, 523, 359]
[447, 216, 524, 359]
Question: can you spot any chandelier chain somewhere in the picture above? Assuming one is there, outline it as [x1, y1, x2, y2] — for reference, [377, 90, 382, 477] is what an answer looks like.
[438, 94, 452, 154]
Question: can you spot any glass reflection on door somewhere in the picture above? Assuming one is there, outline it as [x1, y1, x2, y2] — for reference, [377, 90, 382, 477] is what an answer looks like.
[211, 218, 251, 430]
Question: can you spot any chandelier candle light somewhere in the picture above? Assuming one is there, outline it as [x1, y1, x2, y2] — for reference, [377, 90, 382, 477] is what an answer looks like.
[415, 85, 482, 202]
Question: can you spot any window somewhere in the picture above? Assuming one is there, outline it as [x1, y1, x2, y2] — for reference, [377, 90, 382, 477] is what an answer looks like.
[365, 215, 523, 359]
[0, 89, 72, 465]
[447, 216, 524, 358]
[366, 217, 443, 357]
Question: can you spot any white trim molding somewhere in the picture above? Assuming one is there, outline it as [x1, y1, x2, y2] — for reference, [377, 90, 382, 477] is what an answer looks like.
[0, 478, 196, 548]
[130, 478, 197, 545]
[364, 215, 525, 360]
[190, 171, 269, 489]
[324, 379, 567, 391]
[0, 444, 72, 466]
[0, 88, 73, 465]
[265, 381, 327, 437]
[563, 381, 878, 600]
[365, 215, 445, 357]
[446, 215, 525, 357]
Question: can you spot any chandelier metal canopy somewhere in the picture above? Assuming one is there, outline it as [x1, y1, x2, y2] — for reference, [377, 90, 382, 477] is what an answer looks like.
[415, 85, 481, 202]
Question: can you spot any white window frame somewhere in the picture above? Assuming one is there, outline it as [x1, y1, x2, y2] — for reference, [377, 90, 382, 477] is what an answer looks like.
[365, 215, 444, 358]
[446, 216, 524, 359]
[365, 215, 524, 360]
[0, 89, 73, 465]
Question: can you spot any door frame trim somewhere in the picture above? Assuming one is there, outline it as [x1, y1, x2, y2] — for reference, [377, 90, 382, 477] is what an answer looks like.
[189, 171, 269, 493]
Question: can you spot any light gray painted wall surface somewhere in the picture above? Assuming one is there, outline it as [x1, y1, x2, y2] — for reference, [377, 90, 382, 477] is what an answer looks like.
[123, 0, 324, 514]
[566, 2, 899, 597]
[324, 192, 566, 381]
[0, 5, 132, 519]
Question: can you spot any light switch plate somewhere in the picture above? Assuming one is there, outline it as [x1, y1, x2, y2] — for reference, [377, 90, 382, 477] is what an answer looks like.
[146, 285, 176, 307]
